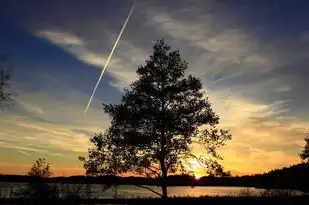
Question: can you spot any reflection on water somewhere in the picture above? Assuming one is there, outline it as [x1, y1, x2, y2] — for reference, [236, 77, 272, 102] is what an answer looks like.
[0, 183, 301, 198]
[111, 185, 266, 198]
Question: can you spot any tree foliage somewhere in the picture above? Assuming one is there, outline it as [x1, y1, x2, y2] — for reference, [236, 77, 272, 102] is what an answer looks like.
[0, 56, 14, 111]
[300, 133, 309, 161]
[27, 158, 53, 178]
[80, 40, 232, 198]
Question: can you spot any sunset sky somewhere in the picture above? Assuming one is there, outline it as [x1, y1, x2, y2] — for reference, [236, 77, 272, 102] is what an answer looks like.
[1, 0, 309, 176]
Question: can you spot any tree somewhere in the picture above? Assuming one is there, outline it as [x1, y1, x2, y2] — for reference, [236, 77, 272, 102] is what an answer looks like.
[27, 158, 53, 178]
[300, 133, 309, 161]
[14, 158, 55, 202]
[0, 56, 14, 111]
[79, 40, 232, 199]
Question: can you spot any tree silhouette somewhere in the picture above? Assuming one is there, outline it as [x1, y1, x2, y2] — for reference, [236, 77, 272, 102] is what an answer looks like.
[14, 158, 55, 203]
[300, 133, 309, 161]
[28, 158, 53, 178]
[0, 56, 14, 111]
[79, 40, 231, 199]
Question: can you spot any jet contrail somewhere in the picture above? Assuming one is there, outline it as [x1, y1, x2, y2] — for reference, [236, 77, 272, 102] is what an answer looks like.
[85, 2, 135, 113]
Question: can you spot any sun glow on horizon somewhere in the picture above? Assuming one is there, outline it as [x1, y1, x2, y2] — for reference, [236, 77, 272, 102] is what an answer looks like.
[194, 174, 201, 180]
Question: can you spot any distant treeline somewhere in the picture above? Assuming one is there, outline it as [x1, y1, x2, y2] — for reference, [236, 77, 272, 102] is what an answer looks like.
[1, 163, 309, 191]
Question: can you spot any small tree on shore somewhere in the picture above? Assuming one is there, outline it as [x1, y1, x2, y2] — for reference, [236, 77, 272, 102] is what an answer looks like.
[79, 40, 232, 199]
[28, 158, 53, 178]
[300, 133, 309, 161]
[14, 158, 55, 202]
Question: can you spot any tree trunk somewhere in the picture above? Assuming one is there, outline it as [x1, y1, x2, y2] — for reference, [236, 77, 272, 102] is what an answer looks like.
[161, 183, 168, 200]
[161, 168, 168, 204]
[160, 97, 168, 201]
[160, 160, 168, 201]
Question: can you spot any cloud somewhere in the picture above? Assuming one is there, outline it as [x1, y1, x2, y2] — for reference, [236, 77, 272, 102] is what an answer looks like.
[21, 102, 45, 115]
[71, 129, 94, 136]
[142, 1, 309, 113]
[37, 30, 139, 89]
[0, 85, 111, 161]
[38, 30, 84, 46]
[1, 117, 97, 153]
[0, 143, 44, 152]
[145, 5, 279, 77]
[17, 150, 31, 156]
[273, 85, 292, 93]
[50, 152, 64, 157]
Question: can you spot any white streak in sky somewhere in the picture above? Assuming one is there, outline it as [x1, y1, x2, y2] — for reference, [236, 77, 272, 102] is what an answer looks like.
[85, 2, 135, 113]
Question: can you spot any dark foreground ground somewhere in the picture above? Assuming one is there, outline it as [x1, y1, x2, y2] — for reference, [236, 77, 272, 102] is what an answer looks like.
[1, 196, 309, 205]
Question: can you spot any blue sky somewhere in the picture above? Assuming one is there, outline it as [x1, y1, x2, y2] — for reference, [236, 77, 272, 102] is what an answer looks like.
[0, 0, 309, 176]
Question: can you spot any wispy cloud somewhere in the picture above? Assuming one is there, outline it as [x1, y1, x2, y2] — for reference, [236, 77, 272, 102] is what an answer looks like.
[21, 102, 45, 115]
[50, 152, 64, 157]
[38, 30, 84, 46]
[0, 143, 44, 152]
[37, 30, 140, 89]
[17, 150, 31, 156]
[145, 6, 279, 76]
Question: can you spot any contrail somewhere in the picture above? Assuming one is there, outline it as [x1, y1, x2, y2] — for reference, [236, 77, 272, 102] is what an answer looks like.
[85, 2, 135, 113]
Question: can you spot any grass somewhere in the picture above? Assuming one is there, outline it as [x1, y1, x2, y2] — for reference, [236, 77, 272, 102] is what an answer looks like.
[0, 182, 119, 204]
[236, 187, 304, 197]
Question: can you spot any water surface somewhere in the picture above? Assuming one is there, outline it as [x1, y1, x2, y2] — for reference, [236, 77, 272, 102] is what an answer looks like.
[0, 182, 270, 198]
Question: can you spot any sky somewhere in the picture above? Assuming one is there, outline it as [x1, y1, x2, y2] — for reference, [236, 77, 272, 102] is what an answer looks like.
[0, 0, 309, 176]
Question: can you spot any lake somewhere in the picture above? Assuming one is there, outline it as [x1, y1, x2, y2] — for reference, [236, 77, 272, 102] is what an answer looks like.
[0, 182, 276, 198]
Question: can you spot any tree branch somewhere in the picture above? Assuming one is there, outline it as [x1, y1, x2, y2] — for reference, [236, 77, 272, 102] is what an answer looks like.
[149, 165, 161, 171]
[134, 185, 163, 197]
[178, 152, 208, 169]
[146, 166, 161, 177]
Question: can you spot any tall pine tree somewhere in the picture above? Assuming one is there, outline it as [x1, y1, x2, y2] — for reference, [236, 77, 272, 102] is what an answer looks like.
[80, 40, 232, 199]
